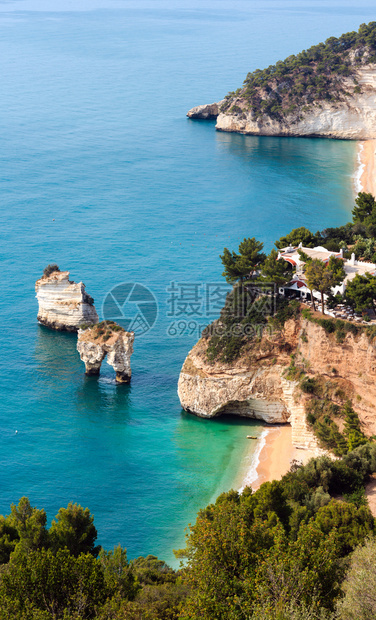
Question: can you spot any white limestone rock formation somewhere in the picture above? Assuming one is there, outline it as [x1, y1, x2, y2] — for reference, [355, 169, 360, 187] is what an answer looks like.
[178, 313, 376, 453]
[178, 338, 291, 424]
[178, 319, 303, 424]
[77, 322, 134, 383]
[187, 100, 224, 119]
[188, 66, 376, 139]
[35, 267, 98, 332]
[177, 319, 325, 455]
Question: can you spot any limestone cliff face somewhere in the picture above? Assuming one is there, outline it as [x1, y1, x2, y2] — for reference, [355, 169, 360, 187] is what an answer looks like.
[178, 315, 376, 451]
[188, 65, 376, 139]
[187, 100, 224, 119]
[77, 323, 134, 383]
[296, 320, 376, 436]
[35, 270, 98, 332]
[178, 320, 299, 425]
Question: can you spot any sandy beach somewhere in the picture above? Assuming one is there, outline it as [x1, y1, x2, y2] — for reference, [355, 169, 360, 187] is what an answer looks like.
[244, 425, 320, 491]
[358, 139, 376, 195]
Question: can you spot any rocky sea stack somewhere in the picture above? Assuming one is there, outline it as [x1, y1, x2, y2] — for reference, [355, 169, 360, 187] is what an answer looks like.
[35, 265, 99, 332]
[187, 22, 376, 139]
[77, 321, 134, 383]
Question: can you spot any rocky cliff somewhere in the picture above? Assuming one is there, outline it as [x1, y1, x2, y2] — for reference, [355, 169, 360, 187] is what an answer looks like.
[187, 23, 376, 139]
[216, 66, 376, 139]
[77, 321, 134, 383]
[35, 269, 98, 332]
[187, 100, 225, 119]
[178, 314, 376, 451]
[188, 65, 376, 139]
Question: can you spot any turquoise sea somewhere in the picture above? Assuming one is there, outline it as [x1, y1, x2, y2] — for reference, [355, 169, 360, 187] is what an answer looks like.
[1, 0, 375, 565]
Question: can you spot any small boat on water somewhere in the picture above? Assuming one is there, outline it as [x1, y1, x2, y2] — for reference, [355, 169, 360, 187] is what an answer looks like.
[247, 435, 257, 439]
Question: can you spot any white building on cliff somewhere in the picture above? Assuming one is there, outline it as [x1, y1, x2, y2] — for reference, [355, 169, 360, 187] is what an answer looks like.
[277, 243, 376, 302]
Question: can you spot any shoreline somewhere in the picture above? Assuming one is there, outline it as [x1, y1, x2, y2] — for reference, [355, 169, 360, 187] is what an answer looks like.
[240, 425, 320, 492]
[356, 139, 376, 195]
[236, 139, 376, 494]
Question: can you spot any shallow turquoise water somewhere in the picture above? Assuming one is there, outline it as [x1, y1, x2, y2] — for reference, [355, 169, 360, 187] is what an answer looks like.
[0, 1, 373, 564]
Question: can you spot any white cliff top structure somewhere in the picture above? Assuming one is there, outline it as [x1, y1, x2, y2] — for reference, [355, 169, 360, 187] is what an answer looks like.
[278, 244, 376, 298]
[277, 244, 343, 268]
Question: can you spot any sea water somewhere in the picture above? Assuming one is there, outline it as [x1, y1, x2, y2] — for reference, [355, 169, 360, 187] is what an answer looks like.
[0, 0, 374, 565]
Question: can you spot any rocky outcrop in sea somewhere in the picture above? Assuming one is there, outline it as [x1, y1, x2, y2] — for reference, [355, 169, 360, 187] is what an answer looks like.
[77, 322, 134, 383]
[35, 268, 99, 332]
[187, 67, 376, 139]
[187, 100, 225, 119]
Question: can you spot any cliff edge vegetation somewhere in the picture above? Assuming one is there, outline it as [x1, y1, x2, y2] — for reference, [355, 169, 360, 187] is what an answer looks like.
[188, 22, 376, 138]
[178, 192, 376, 456]
[222, 21, 376, 121]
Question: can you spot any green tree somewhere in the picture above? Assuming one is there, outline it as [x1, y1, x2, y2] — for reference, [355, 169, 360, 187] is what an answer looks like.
[182, 495, 273, 619]
[305, 257, 345, 314]
[258, 249, 291, 286]
[275, 227, 317, 250]
[254, 523, 341, 612]
[352, 192, 376, 223]
[338, 536, 376, 619]
[7, 497, 48, 556]
[0, 516, 19, 565]
[50, 502, 100, 557]
[99, 544, 139, 600]
[220, 237, 265, 283]
[314, 500, 374, 556]
[352, 192, 376, 237]
[0, 547, 109, 619]
[345, 273, 376, 312]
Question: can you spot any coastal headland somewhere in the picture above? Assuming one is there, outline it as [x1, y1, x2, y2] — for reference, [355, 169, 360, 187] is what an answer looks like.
[185, 21, 376, 491]
[179, 147, 376, 490]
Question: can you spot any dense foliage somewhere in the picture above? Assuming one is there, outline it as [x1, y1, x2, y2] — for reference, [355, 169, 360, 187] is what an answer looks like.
[207, 190, 376, 364]
[345, 272, 376, 312]
[2, 445, 376, 619]
[181, 444, 376, 619]
[221, 22, 376, 120]
[0, 499, 186, 619]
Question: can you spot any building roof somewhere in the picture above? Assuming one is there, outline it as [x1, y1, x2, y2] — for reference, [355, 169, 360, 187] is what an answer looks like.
[278, 244, 376, 289]
[278, 245, 342, 266]
[343, 260, 376, 284]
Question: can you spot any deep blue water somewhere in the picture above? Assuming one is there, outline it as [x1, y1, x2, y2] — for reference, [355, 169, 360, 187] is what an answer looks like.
[0, 0, 374, 564]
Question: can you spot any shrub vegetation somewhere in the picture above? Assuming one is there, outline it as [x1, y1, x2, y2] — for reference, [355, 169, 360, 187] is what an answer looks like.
[221, 22, 376, 121]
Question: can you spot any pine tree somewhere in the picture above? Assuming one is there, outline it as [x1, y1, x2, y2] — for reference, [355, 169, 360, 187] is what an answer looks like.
[220, 237, 265, 283]
[343, 400, 367, 451]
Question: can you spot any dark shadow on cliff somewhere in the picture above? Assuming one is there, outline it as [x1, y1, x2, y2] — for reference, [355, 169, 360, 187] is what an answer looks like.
[179, 408, 265, 429]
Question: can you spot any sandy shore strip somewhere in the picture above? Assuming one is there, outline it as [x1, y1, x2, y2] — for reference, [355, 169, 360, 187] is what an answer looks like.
[240, 425, 320, 492]
[357, 139, 376, 195]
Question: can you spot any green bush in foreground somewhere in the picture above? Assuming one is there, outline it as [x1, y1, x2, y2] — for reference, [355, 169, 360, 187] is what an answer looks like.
[338, 536, 376, 620]
[179, 446, 376, 619]
[1, 447, 376, 618]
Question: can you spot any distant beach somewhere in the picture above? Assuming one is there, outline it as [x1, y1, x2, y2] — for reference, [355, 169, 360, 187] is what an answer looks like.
[357, 139, 376, 195]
